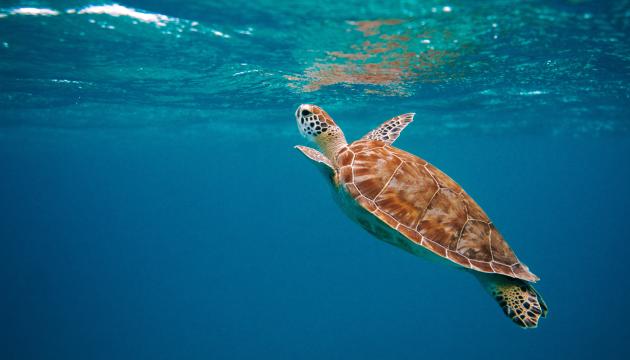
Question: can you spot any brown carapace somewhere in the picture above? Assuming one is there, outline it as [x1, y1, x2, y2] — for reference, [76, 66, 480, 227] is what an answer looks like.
[294, 104, 548, 329]
[336, 140, 538, 282]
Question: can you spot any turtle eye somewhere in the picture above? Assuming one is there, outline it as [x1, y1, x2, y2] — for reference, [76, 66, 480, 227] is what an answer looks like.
[301, 109, 311, 116]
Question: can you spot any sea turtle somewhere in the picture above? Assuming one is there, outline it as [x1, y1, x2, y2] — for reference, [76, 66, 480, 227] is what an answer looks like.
[294, 104, 548, 328]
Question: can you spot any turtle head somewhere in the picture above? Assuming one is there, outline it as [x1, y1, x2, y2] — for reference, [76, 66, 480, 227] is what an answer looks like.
[295, 104, 347, 160]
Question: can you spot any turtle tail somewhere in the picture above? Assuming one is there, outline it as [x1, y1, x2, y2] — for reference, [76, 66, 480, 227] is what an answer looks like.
[475, 273, 548, 329]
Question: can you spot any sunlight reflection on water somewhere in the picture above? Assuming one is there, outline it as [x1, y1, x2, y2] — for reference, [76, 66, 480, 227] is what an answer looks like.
[0, 1, 628, 135]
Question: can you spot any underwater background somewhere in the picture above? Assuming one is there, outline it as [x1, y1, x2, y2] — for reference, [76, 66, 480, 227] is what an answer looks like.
[1, 0, 629, 359]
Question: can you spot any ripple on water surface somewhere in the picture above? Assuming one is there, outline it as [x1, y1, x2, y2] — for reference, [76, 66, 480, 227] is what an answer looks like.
[0, 1, 628, 135]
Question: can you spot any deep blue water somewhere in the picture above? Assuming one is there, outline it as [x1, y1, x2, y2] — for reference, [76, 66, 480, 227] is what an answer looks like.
[1, 1, 630, 359]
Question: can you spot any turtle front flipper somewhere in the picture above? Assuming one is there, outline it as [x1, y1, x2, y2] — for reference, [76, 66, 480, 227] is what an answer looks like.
[475, 273, 548, 329]
[361, 113, 415, 144]
[294, 145, 335, 178]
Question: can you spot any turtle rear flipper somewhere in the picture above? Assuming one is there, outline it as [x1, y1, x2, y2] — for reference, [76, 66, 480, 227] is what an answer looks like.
[476, 273, 548, 329]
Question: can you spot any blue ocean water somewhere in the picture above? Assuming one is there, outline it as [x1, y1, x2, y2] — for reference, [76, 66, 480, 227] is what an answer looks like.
[1, 0, 629, 359]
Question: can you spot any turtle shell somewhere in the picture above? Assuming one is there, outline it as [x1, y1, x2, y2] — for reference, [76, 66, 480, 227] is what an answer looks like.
[335, 140, 538, 282]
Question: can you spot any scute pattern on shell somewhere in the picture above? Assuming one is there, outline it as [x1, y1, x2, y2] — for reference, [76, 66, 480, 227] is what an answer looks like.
[336, 140, 539, 282]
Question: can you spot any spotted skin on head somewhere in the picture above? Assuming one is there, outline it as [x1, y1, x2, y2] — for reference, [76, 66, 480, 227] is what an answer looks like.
[295, 104, 336, 137]
[295, 104, 348, 162]
[299, 112, 329, 136]
[361, 113, 415, 145]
